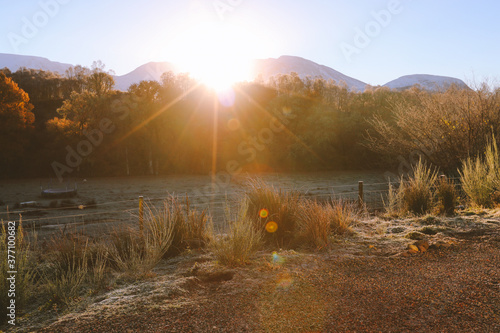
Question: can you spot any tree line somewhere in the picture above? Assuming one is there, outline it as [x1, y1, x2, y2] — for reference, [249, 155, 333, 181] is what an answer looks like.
[1, 63, 499, 180]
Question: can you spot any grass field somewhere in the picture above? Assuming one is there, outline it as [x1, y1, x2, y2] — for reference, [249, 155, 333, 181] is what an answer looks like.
[0, 171, 387, 238]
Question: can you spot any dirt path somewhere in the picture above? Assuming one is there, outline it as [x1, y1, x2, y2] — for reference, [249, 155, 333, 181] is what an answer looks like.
[33, 221, 500, 333]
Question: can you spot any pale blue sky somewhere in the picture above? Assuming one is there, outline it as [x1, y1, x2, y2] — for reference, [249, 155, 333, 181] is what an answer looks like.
[1, 0, 499, 85]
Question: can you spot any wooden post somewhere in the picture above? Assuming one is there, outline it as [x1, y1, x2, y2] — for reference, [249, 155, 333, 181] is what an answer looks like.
[358, 181, 364, 209]
[139, 196, 144, 233]
[440, 175, 446, 183]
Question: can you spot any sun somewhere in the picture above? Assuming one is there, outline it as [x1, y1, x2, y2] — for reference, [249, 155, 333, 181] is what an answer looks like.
[170, 22, 254, 92]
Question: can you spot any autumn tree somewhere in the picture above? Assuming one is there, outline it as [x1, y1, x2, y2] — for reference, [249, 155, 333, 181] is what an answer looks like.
[56, 61, 116, 132]
[0, 72, 34, 175]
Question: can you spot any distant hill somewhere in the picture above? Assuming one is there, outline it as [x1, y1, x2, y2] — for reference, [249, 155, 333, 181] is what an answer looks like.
[113, 62, 178, 91]
[384, 74, 469, 91]
[0, 53, 72, 74]
[0, 53, 469, 92]
[252, 55, 368, 92]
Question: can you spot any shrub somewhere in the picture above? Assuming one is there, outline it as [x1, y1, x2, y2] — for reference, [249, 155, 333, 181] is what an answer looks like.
[330, 199, 358, 235]
[165, 196, 210, 257]
[42, 231, 109, 304]
[296, 200, 332, 249]
[402, 159, 438, 215]
[46, 231, 90, 272]
[43, 241, 89, 305]
[108, 227, 145, 272]
[111, 200, 175, 273]
[296, 199, 356, 249]
[436, 176, 457, 215]
[210, 201, 263, 267]
[459, 138, 500, 207]
[244, 178, 301, 247]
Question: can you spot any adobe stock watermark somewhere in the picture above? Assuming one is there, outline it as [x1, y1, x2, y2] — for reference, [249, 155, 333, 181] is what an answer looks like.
[5, 221, 18, 326]
[8, 0, 72, 53]
[213, 0, 244, 20]
[340, 0, 405, 63]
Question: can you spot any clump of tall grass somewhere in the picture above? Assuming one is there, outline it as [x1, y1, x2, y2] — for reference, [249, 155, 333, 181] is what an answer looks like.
[110, 200, 175, 273]
[383, 181, 404, 217]
[296, 199, 357, 249]
[330, 200, 358, 235]
[436, 176, 457, 215]
[402, 159, 438, 215]
[383, 159, 438, 216]
[42, 231, 109, 305]
[244, 178, 301, 247]
[43, 240, 89, 305]
[167, 196, 210, 257]
[459, 138, 500, 207]
[0, 220, 34, 323]
[210, 201, 263, 267]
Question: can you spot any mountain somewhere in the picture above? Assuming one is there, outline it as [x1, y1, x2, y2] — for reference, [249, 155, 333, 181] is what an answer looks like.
[0, 53, 72, 74]
[113, 62, 178, 91]
[252, 55, 368, 92]
[0, 53, 470, 92]
[384, 74, 469, 91]
[0, 53, 178, 91]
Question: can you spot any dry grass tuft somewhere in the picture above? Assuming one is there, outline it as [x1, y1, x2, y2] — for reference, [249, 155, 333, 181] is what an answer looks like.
[210, 201, 263, 267]
[402, 159, 438, 215]
[296, 199, 356, 249]
[244, 178, 301, 247]
[460, 138, 500, 208]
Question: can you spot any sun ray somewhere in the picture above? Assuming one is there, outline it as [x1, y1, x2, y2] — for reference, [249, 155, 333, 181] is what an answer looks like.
[109, 83, 201, 149]
[234, 86, 326, 164]
[169, 21, 254, 93]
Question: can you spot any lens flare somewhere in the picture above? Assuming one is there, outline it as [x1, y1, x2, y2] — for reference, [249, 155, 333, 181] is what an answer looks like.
[217, 87, 236, 107]
[259, 208, 269, 218]
[271, 251, 284, 264]
[266, 221, 278, 233]
[227, 118, 240, 131]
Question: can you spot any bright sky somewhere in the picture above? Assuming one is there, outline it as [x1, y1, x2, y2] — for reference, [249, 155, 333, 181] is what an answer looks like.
[1, 0, 499, 86]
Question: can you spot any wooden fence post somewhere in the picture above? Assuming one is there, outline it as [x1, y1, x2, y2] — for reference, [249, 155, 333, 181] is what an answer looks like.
[139, 196, 144, 233]
[358, 181, 364, 209]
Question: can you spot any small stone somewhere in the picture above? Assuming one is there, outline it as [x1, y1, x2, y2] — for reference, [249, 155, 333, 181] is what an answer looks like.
[408, 244, 419, 253]
[414, 240, 430, 253]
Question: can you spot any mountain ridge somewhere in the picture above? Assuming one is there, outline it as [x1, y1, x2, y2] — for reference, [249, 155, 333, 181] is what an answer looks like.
[384, 74, 469, 91]
[0, 53, 468, 92]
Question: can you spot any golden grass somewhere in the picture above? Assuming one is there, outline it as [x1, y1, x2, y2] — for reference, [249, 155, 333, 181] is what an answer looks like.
[210, 201, 263, 267]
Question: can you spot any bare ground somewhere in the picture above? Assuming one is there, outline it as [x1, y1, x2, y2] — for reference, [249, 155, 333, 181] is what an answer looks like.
[8, 212, 500, 333]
